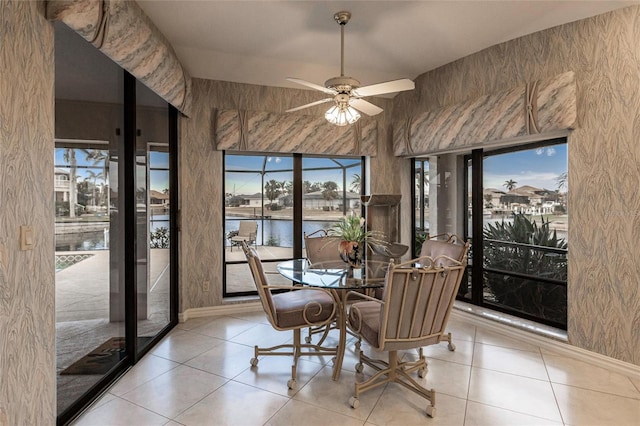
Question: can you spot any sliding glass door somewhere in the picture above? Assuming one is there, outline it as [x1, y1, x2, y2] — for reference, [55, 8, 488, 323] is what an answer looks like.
[54, 22, 178, 424]
[135, 81, 174, 353]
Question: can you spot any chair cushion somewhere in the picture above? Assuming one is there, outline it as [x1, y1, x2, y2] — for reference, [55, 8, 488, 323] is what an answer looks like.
[272, 289, 335, 328]
[348, 301, 381, 348]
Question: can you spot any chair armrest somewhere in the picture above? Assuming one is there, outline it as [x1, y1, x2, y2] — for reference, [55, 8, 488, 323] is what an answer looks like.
[346, 290, 383, 304]
[264, 284, 337, 302]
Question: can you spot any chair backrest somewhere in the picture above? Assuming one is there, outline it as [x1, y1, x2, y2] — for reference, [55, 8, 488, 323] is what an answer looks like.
[379, 256, 465, 351]
[241, 241, 276, 324]
[238, 221, 258, 237]
[419, 233, 469, 266]
[304, 230, 343, 266]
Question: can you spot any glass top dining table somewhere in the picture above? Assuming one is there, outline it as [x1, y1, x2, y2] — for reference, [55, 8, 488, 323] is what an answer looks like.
[276, 259, 388, 380]
[276, 259, 388, 289]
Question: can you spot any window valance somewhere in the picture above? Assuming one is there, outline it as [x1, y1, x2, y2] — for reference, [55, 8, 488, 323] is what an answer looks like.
[393, 71, 576, 156]
[215, 109, 378, 156]
[47, 0, 192, 115]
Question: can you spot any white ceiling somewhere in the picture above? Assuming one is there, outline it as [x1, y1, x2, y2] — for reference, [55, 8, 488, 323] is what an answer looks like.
[137, 0, 638, 93]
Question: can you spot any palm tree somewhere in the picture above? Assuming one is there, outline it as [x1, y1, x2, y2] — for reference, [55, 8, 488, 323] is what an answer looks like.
[350, 174, 361, 193]
[84, 170, 104, 208]
[503, 179, 517, 191]
[322, 181, 339, 208]
[62, 148, 78, 218]
[556, 172, 568, 192]
[280, 180, 292, 196]
[83, 148, 109, 210]
[303, 180, 312, 193]
[264, 179, 282, 205]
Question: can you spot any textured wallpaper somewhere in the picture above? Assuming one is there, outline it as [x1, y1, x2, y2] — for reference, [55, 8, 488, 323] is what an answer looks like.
[393, 6, 640, 365]
[0, 1, 56, 424]
[178, 79, 400, 311]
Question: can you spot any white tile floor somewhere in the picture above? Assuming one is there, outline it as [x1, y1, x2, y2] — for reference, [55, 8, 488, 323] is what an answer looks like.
[72, 311, 640, 426]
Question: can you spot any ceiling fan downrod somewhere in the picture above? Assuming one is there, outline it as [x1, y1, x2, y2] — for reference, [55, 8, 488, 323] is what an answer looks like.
[325, 11, 360, 93]
[334, 11, 350, 77]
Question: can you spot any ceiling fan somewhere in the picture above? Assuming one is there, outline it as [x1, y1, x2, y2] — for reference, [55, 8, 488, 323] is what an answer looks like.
[286, 11, 415, 126]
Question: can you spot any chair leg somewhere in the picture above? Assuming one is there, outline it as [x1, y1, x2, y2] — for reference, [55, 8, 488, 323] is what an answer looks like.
[441, 331, 455, 351]
[350, 349, 436, 417]
[288, 329, 301, 390]
[249, 327, 337, 390]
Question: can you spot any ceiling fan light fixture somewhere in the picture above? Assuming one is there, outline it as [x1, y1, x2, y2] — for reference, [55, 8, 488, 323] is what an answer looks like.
[325, 104, 360, 126]
[286, 11, 414, 122]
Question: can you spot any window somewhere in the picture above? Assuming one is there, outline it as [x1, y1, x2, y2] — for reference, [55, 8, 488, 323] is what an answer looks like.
[412, 158, 429, 257]
[465, 139, 568, 329]
[223, 153, 364, 296]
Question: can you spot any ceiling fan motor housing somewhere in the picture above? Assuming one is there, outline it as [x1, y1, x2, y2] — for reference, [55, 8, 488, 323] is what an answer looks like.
[325, 76, 360, 93]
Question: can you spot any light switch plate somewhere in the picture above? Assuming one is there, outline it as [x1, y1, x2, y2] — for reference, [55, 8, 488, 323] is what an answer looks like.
[20, 225, 34, 251]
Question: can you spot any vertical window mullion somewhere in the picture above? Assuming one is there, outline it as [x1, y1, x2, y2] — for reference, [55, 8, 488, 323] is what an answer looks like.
[471, 148, 484, 305]
[168, 105, 179, 323]
[123, 71, 138, 362]
[293, 154, 303, 258]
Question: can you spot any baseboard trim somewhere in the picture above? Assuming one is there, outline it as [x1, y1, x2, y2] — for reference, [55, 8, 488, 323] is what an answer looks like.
[179, 302, 263, 323]
[451, 309, 640, 380]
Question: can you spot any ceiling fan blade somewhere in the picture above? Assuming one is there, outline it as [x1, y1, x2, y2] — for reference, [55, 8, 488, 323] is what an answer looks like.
[349, 98, 384, 116]
[286, 78, 337, 95]
[286, 98, 334, 113]
[352, 78, 415, 97]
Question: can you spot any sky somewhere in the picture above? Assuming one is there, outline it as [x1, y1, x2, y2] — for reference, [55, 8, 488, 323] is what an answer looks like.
[225, 155, 362, 195]
[55, 143, 567, 200]
[54, 148, 170, 193]
[482, 143, 567, 192]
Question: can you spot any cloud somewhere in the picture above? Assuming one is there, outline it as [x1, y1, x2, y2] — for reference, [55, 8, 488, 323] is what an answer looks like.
[536, 148, 544, 155]
[546, 148, 556, 156]
[484, 171, 561, 190]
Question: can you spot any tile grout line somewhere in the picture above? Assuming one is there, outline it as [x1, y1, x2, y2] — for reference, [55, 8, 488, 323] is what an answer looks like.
[461, 323, 478, 425]
[539, 345, 567, 425]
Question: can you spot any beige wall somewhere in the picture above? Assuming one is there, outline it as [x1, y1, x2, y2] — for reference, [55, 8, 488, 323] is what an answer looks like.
[0, 1, 56, 424]
[393, 6, 640, 365]
[178, 79, 400, 311]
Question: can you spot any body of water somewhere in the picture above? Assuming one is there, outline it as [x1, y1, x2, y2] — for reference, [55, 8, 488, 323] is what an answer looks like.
[56, 214, 567, 252]
[55, 215, 170, 251]
[225, 217, 336, 247]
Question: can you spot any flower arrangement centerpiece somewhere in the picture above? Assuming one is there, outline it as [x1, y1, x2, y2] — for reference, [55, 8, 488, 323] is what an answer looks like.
[327, 214, 386, 268]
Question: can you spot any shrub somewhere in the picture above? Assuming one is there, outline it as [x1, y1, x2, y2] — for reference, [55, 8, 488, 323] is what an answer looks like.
[483, 214, 567, 326]
[414, 228, 428, 255]
[265, 235, 279, 246]
[150, 227, 170, 248]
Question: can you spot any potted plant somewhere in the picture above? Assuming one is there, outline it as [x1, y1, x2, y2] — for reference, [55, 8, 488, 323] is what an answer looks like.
[327, 214, 386, 267]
